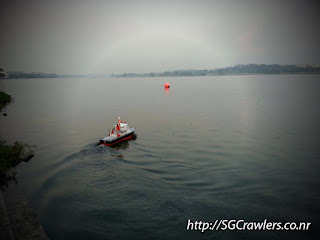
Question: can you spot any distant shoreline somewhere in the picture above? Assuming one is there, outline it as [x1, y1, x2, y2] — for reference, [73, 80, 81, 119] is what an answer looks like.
[206, 72, 320, 76]
[113, 71, 320, 78]
[113, 64, 320, 78]
[2, 72, 320, 79]
[2, 64, 320, 79]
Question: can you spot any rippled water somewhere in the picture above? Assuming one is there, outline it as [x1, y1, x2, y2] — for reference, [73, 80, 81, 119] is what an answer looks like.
[1, 75, 319, 239]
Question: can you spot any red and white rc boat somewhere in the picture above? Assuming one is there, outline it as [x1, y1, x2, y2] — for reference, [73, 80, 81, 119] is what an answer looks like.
[99, 117, 135, 146]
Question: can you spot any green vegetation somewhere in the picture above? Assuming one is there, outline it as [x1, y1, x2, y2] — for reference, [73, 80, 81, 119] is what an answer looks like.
[0, 90, 12, 111]
[0, 69, 34, 190]
[0, 89, 17, 189]
[0, 141, 30, 190]
[114, 64, 320, 78]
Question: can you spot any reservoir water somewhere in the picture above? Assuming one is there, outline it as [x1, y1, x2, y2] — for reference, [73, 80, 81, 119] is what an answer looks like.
[1, 75, 319, 239]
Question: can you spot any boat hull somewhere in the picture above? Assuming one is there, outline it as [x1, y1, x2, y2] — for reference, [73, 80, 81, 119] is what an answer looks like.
[99, 130, 135, 146]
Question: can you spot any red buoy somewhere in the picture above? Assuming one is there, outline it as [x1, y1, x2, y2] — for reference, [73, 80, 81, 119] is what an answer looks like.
[164, 82, 170, 88]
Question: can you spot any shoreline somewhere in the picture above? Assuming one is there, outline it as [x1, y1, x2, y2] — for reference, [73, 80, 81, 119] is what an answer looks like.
[113, 72, 320, 78]
[0, 90, 47, 239]
[0, 183, 49, 240]
[1, 71, 320, 80]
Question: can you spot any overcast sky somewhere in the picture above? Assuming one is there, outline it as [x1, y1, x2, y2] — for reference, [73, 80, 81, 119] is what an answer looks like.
[1, 0, 320, 75]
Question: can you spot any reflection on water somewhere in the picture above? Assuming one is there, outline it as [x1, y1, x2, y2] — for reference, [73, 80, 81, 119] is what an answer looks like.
[0, 75, 319, 240]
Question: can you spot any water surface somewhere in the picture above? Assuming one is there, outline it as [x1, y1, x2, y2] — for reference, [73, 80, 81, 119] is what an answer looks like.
[1, 75, 319, 239]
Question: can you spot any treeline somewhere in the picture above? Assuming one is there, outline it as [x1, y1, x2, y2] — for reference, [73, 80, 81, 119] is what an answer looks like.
[7, 71, 59, 79]
[0, 68, 59, 79]
[213, 64, 320, 75]
[0, 67, 86, 79]
[113, 70, 207, 78]
[113, 64, 320, 78]
[2, 71, 91, 79]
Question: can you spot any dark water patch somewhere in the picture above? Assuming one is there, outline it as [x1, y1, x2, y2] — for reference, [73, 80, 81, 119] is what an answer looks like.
[140, 167, 165, 175]
[162, 175, 189, 183]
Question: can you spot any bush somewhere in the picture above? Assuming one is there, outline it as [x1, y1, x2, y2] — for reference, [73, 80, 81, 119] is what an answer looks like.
[0, 91, 12, 111]
[0, 141, 31, 190]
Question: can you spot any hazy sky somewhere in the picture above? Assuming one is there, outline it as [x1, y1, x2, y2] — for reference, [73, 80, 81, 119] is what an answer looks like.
[1, 0, 320, 75]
